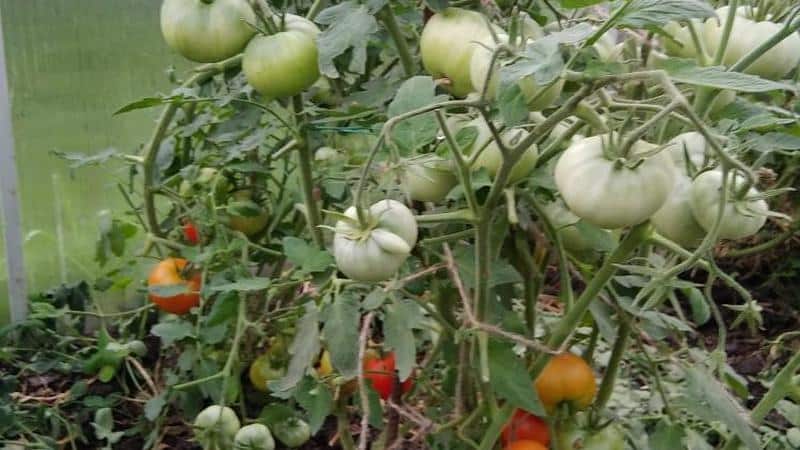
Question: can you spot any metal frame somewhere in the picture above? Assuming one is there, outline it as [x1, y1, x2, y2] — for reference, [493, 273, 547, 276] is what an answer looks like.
[0, 7, 29, 322]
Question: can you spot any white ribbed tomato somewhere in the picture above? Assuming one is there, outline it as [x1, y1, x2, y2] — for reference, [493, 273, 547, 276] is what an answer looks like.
[652, 175, 707, 248]
[689, 170, 768, 240]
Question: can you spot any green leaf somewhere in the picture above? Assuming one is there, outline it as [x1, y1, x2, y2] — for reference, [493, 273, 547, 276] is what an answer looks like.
[388, 76, 448, 153]
[362, 289, 388, 310]
[259, 403, 299, 426]
[777, 400, 800, 427]
[487, 340, 545, 416]
[144, 393, 167, 422]
[226, 200, 263, 217]
[270, 302, 321, 394]
[283, 237, 335, 273]
[113, 97, 167, 115]
[574, 220, 616, 252]
[749, 132, 800, 151]
[453, 245, 522, 289]
[322, 294, 361, 378]
[559, 0, 605, 8]
[649, 419, 686, 450]
[617, 0, 715, 29]
[498, 84, 529, 127]
[315, 2, 379, 78]
[205, 292, 239, 327]
[384, 298, 422, 381]
[682, 287, 710, 326]
[294, 377, 334, 434]
[659, 59, 795, 93]
[424, 0, 449, 11]
[678, 366, 761, 450]
[686, 429, 714, 450]
[501, 39, 563, 87]
[210, 278, 271, 292]
[92, 408, 124, 444]
[151, 321, 194, 346]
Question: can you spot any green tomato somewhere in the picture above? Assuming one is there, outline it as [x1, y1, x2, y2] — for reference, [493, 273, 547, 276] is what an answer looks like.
[227, 190, 269, 236]
[652, 175, 707, 248]
[194, 405, 241, 450]
[702, 7, 800, 80]
[400, 155, 458, 202]
[689, 170, 768, 240]
[668, 132, 709, 174]
[280, 13, 320, 37]
[542, 198, 616, 259]
[559, 425, 625, 450]
[161, 0, 256, 63]
[459, 118, 538, 184]
[234, 424, 275, 450]
[554, 134, 676, 229]
[314, 146, 344, 163]
[420, 7, 495, 97]
[333, 200, 418, 282]
[662, 20, 703, 58]
[470, 43, 564, 111]
[248, 353, 286, 393]
[272, 418, 311, 448]
[243, 30, 319, 99]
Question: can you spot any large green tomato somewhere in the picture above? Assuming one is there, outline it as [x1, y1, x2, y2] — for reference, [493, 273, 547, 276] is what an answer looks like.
[400, 155, 458, 202]
[689, 170, 768, 240]
[554, 134, 676, 229]
[234, 424, 275, 450]
[194, 405, 241, 450]
[161, 0, 256, 63]
[470, 43, 564, 111]
[421, 7, 495, 97]
[662, 20, 703, 58]
[280, 13, 321, 38]
[271, 418, 311, 448]
[333, 200, 418, 282]
[460, 118, 538, 184]
[227, 190, 269, 236]
[541, 199, 616, 259]
[668, 132, 709, 174]
[652, 175, 707, 248]
[243, 31, 319, 98]
[702, 7, 800, 80]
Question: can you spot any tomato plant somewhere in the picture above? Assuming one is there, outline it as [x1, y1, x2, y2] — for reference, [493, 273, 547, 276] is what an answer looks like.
[364, 352, 413, 400]
[535, 353, 597, 412]
[501, 410, 550, 447]
[147, 257, 201, 314]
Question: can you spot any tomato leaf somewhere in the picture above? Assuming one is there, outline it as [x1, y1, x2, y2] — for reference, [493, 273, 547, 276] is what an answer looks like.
[270, 302, 321, 395]
[616, 0, 715, 29]
[144, 393, 167, 422]
[682, 287, 711, 326]
[497, 84, 529, 127]
[500, 39, 563, 87]
[315, 2, 379, 78]
[209, 278, 271, 292]
[487, 339, 545, 416]
[388, 76, 448, 153]
[283, 237, 334, 273]
[293, 377, 333, 434]
[424, 0, 449, 11]
[558, 0, 606, 8]
[151, 321, 194, 347]
[204, 292, 239, 327]
[658, 59, 796, 93]
[649, 419, 686, 450]
[321, 293, 360, 378]
[677, 366, 761, 450]
[383, 298, 422, 381]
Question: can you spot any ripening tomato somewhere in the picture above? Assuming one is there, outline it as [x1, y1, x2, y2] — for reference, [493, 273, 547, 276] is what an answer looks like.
[363, 352, 413, 400]
[316, 350, 358, 396]
[689, 170, 768, 240]
[501, 410, 550, 447]
[504, 440, 548, 450]
[183, 221, 200, 245]
[534, 353, 596, 412]
[160, 0, 256, 63]
[243, 30, 319, 99]
[148, 258, 202, 314]
[248, 353, 286, 393]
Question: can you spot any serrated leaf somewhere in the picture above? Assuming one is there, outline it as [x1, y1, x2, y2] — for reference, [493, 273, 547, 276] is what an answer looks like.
[294, 377, 333, 434]
[205, 292, 239, 327]
[388, 76, 448, 153]
[543, 23, 595, 44]
[487, 340, 545, 416]
[498, 84, 529, 127]
[659, 59, 795, 93]
[501, 39, 563, 87]
[322, 294, 361, 378]
[617, 0, 715, 29]
[315, 2, 379, 78]
[678, 366, 760, 450]
[283, 237, 335, 273]
[270, 302, 320, 394]
[210, 278, 271, 292]
[151, 321, 194, 346]
[384, 298, 421, 381]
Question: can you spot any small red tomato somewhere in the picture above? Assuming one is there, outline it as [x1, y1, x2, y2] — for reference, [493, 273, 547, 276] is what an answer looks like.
[505, 440, 547, 450]
[363, 352, 413, 400]
[182, 221, 200, 245]
[501, 410, 550, 447]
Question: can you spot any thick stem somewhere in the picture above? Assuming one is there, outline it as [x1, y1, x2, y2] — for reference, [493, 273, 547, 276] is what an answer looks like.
[531, 222, 651, 375]
[593, 314, 631, 411]
[379, 5, 416, 78]
[293, 95, 324, 248]
[305, 0, 327, 20]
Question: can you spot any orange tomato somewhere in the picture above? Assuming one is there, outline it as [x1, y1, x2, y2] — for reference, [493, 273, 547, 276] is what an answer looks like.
[534, 353, 596, 412]
[501, 410, 550, 446]
[505, 440, 548, 450]
[147, 258, 201, 314]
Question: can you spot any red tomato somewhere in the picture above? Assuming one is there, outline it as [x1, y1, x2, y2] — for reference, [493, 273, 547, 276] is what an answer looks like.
[363, 352, 413, 400]
[182, 221, 200, 245]
[501, 410, 550, 447]
[147, 258, 202, 314]
[505, 440, 548, 450]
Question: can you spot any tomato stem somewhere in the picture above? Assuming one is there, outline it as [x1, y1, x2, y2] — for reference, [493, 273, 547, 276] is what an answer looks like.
[292, 95, 324, 248]
[379, 5, 416, 78]
[593, 311, 631, 414]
